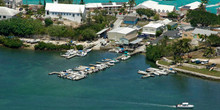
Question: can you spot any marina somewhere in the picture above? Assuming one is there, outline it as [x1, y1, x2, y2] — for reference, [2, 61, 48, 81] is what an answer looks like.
[1, 47, 220, 110]
[50, 45, 145, 81]
[61, 48, 92, 59]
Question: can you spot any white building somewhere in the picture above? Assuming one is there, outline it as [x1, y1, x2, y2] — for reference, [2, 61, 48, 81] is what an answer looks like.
[107, 27, 137, 44]
[0, 6, 19, 20]
[45, 0, 86, 23]
[85, 2, 127, 14]
[179, 1, 201, 14]
[4, 0, 23, 9]
[142, 22, 164, 36]
[134, 0, 175, 15]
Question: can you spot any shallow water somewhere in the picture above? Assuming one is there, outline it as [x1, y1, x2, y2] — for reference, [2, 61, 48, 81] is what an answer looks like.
[0, 47, 220, 110]
[24, 0, 220, 14]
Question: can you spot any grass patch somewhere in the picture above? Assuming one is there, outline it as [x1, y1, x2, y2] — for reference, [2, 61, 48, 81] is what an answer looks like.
[177, 66, 220, 77]
[136, 21, 149, 27]
[158, 60, 171, 66]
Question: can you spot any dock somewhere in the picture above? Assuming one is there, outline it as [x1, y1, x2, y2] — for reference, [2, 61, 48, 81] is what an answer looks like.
[49, 45, 146, 81]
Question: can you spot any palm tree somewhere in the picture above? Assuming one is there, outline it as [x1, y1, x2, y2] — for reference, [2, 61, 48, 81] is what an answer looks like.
[200, 0, 209, 10]
[128, 0, 136, 12]
[79, 0, 84, 4]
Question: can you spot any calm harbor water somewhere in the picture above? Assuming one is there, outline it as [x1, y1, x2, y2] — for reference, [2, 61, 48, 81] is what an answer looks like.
[24, 0, 220, 14]
[0, 46, 220, 110]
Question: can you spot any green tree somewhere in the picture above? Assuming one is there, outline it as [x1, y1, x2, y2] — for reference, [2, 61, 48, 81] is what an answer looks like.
[167, 11, 179, 19]
[80, 29, 96, 41]
[0, 37, 23, 48]
[0, 0, 5, 6]
[79, 0, 84, 4]
[203, 47, 215, 58]
[172, 39, 191, 63]
[136, 8, 155, 20]
[153, 14, 160, 20]
[76, 45, 83, 50]
[207, 34, 220, 46]
[44, 18, 53, 27]
[128, 0, 136, 12]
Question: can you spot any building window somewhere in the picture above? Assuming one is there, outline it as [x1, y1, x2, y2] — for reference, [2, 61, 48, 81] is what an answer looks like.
[47, 11, 49, 15]
[77, 14, 80, 16]
[72, 14, 75, 17]
[0, 16, 1, 18]
[3, 16, 6, 18]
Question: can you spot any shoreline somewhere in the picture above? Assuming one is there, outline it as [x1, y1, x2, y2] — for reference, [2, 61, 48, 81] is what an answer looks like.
[156, 60, 220, 81]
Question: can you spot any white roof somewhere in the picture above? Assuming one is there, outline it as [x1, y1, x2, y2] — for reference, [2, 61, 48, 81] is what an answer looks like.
[0, 6, 19, 16]
[85, 2, 126, 9]
[179, 1, 201, 10]
[108, 27, 136, 35]
[144, 22, 164, 28]
[142, 31, 156, 35]
[85, 3, 102, 8]
[45, 3, 85, 13]
[134, 0, 175, 12]
[192, 28, 218, 36]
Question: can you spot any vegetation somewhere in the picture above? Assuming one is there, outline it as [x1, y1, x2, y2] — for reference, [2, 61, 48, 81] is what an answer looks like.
[0, 37, 23, 48]
[153, 14, 160, 21]
[0, 0, 4, 6]
[177, 66, 220, 77]
[146, 38, 191, 63]
[59, 0, 73, 4]
[76, 45, 83, 50]
[34, 42, 73, 50]
[207, 34, 220, 47]
[167, 11, 179, 19]
[44, 18, 53, 27]
[156, 30, 163, 37]
[128, 0, 136, 12]
[136, 8, 155, 19]
[0, 12, 116, 41]
[79, 0, 85, 4]
[0, 18, 45, 37]
[186, 10, 220, 27]
[203, 47, 215, 58]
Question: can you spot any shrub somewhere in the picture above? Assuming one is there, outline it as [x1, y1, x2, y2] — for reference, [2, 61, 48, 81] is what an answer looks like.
[44, 18, 53, 27]
[76, 45, 83, 50]
[0, 37, 23, 48]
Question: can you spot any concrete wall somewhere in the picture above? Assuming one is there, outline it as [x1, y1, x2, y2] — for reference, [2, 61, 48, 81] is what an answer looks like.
[143, 26, 163, 35]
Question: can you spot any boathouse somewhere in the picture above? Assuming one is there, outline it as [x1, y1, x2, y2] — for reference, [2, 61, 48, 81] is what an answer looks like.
[107, 27, 137, 44]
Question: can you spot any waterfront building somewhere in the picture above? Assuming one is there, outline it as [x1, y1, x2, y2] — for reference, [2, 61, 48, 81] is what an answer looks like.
[134, 0, 175, 17]
[45, 0, 86, 23]
[179, 1, 201, 14]
[217, 7, 220, 15]
[107, 27, 137, 44]
[182, 28, 218, 46]
[85, 2, 127, 14]
[123, 16, 138, 25]
[0, 6, 19, 20]
[4, 0, 22, 9]
[142, 19, 172, 37]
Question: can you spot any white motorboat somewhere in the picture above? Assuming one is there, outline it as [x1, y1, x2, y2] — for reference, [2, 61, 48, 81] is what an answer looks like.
[121, 56, 131, 60]
[176, 102, 194, 109]
[138, 70, 149, 75]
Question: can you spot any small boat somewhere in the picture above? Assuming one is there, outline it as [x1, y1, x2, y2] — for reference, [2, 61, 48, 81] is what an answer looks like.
[176, 102, 194, 109]
[138, 70, 149, 75]
[121, 55, 131, 60]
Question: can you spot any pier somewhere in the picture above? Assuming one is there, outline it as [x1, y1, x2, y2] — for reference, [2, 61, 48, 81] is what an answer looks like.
[49, 45, 146, 81]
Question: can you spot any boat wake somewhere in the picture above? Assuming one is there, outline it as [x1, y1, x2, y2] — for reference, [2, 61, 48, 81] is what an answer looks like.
[206, 4, 218, 7]
[87, 98, 176, 108]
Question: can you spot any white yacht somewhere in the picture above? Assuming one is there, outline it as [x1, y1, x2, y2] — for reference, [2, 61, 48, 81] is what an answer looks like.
[176, 102, 194, 109]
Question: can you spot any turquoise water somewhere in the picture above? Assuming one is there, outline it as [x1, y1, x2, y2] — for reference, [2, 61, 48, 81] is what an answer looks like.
[25, 0, 220, 14]
[0, 46, 220, 110]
